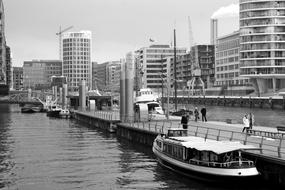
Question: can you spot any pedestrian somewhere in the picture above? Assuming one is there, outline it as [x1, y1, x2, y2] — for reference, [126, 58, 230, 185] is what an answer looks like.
[242, 114, 249, 132]
[181, 113, 188, 129]
[248, 113, 254, 129]
[201, 106, 207, 122]
[194, 107, 199, 122]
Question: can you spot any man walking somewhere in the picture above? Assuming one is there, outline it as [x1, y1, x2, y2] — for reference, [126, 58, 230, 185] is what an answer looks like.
[181, 113, 188, 129]
[201, 106, 207, 122]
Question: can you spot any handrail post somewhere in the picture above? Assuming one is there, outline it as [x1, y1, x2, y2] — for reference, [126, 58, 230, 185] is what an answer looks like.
[260, 136, 264, 154]
[244, 133, 248, 145]
[217, 130, 221, 141]
[230, 131, 234, 141]
[195, 126, 199, 136]
[205, 128, 209, 140]
[278, 138, 282, 158]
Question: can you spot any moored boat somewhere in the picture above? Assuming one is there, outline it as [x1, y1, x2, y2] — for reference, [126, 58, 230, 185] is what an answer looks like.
[59, 108, 70, 118]
[152, 128, 260, 182]
[21, 104, 42, 113]
[46, 105, 61, 117]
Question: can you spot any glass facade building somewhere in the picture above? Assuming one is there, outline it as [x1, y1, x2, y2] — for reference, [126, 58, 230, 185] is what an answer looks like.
[240, 0, 285, 94]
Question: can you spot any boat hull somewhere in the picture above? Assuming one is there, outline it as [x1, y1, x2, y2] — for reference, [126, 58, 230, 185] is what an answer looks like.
[21, 105, 42, 113]
[153, 146, 259, 183]
[47, 110, 61, 117]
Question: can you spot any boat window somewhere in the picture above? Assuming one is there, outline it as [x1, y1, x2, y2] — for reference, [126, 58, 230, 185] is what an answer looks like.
[209, 152, 218, 162]
[168, 131, 174, 137]
[156, 140, 162, 148]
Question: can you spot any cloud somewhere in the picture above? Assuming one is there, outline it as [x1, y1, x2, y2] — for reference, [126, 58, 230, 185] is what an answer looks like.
[211, 3, 239, 19]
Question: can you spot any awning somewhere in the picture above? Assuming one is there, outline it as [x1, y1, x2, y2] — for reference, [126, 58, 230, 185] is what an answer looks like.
[169, 136, 258, 155]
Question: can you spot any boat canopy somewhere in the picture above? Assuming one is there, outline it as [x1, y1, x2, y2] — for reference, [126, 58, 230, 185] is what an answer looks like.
[169, 136, 258, 155]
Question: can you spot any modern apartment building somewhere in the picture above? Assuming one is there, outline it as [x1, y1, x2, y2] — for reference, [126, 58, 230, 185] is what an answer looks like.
[13, 67, 23, 90]
[240, 0, 285, 95]
[215, 31, 250, 87]
[23, 60, 62, 90]
[135, 44, 187, 93]
[62, 31, 92, 91]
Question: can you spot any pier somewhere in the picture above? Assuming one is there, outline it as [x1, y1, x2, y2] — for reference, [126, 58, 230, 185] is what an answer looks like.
[73, 110, 285, 187]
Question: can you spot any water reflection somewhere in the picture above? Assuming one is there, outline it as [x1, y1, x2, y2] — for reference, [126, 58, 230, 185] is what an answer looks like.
[0, 104, 13, 188]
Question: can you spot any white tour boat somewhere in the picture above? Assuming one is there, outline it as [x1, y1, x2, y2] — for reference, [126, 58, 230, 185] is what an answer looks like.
[153, 128, 260, 182]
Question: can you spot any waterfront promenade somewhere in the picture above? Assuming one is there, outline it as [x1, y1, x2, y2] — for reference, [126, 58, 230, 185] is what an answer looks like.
[74, 110, 285, 159]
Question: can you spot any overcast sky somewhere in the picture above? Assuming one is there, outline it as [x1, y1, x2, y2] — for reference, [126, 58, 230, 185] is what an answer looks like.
[4, 0, 239, 66]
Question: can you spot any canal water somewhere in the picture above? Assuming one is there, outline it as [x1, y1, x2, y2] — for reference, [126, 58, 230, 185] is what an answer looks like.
[0, 104, 279, 189]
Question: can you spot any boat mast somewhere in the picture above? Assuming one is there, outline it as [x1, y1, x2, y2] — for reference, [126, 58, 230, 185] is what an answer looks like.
[174, 29, 177, 111]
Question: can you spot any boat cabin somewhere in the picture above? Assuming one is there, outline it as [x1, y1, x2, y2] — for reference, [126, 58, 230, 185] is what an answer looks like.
[167, 128, 188, 137]
[156, 134, 258, 169]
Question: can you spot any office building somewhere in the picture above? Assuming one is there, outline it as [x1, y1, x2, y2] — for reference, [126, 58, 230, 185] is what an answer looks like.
[92, 62, 108, 91]
[23, 60, 62, 90]
[215, 31, 250, 86]
[135, 44, 187, 93]
[240, 0, 285, 95]
[107, 61, 120, 90]
[62, 31, 92, 91]
[6, 45, 12, 89]
[13, 67, 23, 90]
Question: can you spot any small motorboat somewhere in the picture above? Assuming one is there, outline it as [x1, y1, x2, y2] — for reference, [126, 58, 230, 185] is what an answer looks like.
[59, 108, 70, 118]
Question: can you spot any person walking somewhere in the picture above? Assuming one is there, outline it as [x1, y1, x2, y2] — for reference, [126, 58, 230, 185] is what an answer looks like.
[194, 107, 199, 122]
[181, 113, 188, 129]
[248, 113, 254, 129]
[201, 106, 207, 122]
[242, 114, 249, 132]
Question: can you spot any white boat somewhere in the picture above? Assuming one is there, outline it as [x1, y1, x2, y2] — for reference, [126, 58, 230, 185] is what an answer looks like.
[135, 88, 159, 103]
[135, 89, 164, 115]
[153, 128, 260, 182]
[59, 108, 70, 118]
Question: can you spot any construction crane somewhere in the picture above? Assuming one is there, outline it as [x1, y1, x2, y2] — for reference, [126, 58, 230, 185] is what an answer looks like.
[56, 26, 73, 60]
[186, 17, 205, 96]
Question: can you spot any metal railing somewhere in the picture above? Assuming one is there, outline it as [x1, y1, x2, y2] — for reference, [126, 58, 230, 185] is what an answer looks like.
[189, 159, 254, 168]
[187, 124, 285, 159]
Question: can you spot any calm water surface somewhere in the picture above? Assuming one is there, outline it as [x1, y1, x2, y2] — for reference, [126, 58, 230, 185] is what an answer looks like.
[0, 104, 278, 189]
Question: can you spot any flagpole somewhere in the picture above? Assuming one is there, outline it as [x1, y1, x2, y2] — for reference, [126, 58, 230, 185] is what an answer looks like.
[174, 29, 177, 111]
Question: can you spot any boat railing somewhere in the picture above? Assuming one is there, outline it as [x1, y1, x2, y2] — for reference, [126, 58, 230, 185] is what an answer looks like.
[189, 159, 254, 168]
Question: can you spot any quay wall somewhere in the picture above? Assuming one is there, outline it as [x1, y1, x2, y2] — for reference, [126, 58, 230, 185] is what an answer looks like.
[116, 123, 158, 146]
[73, 111, 119, 133]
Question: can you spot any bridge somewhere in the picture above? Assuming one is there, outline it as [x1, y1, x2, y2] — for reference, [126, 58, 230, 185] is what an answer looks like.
[0, 90, 54, 105]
